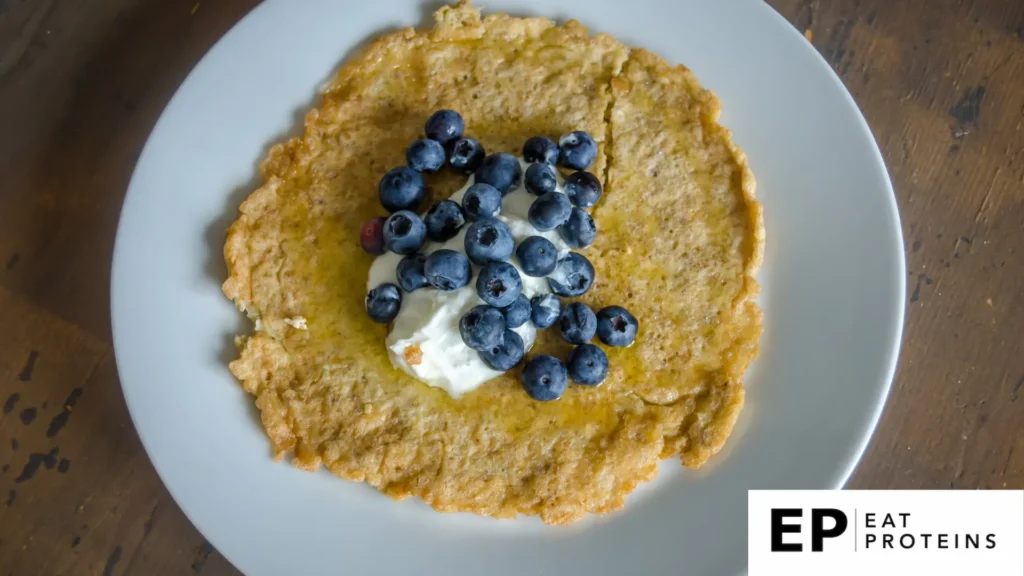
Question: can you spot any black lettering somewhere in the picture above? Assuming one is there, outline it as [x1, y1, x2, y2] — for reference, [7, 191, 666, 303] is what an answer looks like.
[899, 534, 915, 549]
[865, 513, 876, 528]
[966, 534, 979, 549]
[865, 534, 876, 548]
[899, 512, 910, 528]
[771, 509, 803, 552]
[883, 534, 894, 548]
[921, 533, 932, 548]
[986, 534, 996, 549]
[811, 509, 848, 552]
[938, 534, 948, 549]
[881, 513, 895, 528]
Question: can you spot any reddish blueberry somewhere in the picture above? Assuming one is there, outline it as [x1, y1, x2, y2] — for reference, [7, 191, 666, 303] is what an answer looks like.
[360, 216, 387, 255]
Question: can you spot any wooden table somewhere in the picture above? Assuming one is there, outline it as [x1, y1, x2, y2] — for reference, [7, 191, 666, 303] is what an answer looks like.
[1, 1, 1021, 573]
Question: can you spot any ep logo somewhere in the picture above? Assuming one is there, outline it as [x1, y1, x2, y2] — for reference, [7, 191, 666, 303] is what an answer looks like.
[750, 491, 1024, 575]
[771, 508, 849, 552]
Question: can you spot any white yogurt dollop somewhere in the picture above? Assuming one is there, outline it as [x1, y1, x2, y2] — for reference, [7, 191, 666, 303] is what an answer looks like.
[367, 159, 570, 397]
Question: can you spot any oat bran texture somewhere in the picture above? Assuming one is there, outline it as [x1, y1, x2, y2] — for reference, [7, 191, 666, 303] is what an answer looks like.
[223, 1, 764, 525]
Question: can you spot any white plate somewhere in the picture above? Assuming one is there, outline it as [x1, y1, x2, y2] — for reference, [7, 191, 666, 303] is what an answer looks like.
[111, 1, 904, 574]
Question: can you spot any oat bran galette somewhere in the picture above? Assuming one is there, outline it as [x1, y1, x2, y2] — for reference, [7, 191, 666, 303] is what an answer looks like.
[223, 1, 764, 525]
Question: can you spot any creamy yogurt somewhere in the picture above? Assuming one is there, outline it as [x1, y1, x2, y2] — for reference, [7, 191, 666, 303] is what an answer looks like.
[367, 159, 570, 397]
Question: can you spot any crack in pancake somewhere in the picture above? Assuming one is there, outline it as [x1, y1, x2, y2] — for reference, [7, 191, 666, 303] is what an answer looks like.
[222, 1, 763, 525]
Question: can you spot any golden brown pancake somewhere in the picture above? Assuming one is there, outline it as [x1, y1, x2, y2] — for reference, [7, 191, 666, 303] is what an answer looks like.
[223, 1, 763, 525]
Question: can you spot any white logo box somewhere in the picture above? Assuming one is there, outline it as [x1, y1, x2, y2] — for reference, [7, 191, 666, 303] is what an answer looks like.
[749, 490, 1024, 575]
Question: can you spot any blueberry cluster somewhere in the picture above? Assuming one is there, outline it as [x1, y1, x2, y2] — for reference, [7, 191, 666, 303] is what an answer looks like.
[522, 302, 639, 397]
[362, 110, 479, 322]
[514, 134, 636, 401]
[362, 110, 638, 402]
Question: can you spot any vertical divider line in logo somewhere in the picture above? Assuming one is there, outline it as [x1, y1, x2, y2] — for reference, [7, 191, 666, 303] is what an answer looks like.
[854, 508, 857, 552]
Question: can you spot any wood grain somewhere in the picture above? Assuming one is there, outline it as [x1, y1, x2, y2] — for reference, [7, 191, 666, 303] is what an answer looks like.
[1, 0, 1021, 573]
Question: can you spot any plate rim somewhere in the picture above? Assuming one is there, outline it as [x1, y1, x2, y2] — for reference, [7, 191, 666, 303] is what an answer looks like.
[752, 0, 905, 490]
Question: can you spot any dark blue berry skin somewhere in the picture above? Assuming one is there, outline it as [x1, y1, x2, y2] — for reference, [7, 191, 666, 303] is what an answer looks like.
[501, 294, 531, 328]
[379, 167, 426, 212]
[461, 183, 501, 220]
[521, 355, 568, 401]
[476, 261, 522, 308]
[524, 163, 557, 196]
[406, 139, 446, 172]
[548, 252, 595, 297]
[528, 192, 572, 231]
[425, 110, 464, 145]
[567, 344, 608, 386]
[564, 170, 603, 207]
[559, 302, 597, 344]
[424, 200, 466, 242]
[596, 306, 639, 347]
[464, 217, 514, 265]
[448, 137, 485, 174]
[480, 329, 525, 371]
[474, 153, 522, 195]
[558, 131, 598, 170]
[523, 136, 559, 165]
[396, 254, 429, 292]
[383, 211, 427, 255]
[530, 294, 561, 328]
[424, 249, 471, 291]
[515, 236, 558, 277]
[366, 283, 402, 323]
[459, 305, 505, 351]
[558, 207, 597, 249]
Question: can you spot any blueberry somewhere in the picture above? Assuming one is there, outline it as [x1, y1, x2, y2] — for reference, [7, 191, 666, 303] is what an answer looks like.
[424, 200, 466, 242]
[522, 136, 559, 165]
[528, 192, 572, 231]
[448, 137, 485, 174]
[558, 207, 597, 249]
[476, 261, 522, 308]
[424, 109, 464, 145]
[559, 302, 597, 344]
[524, 163, 557, 196]
[530, 294, 561, 328]
[459, 305, 505, 351]
[558, 131, 598, 170]
[406, 138, 446, 173]
[515, 236, 558, 277]
[396, 253, 429, 292]
[366, 283, 401, 323]
[566, 344, 608, 386]
[379, 167, 426, 212]
[596, 306, 639, 347]
[548, 252, 594, 297]
[474, 153, 522, 195]
[383, 210, 427, 255]
[480, 329, 525, 371]
[501, 294, 531, 328]
[464, 217, 514, 264]
[461, 183, 502, 220]
[360, 216, 387, 255]
[521, 355, 568, 401]
[424, 249, 471, 291]
[564, 170, 603, 208]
